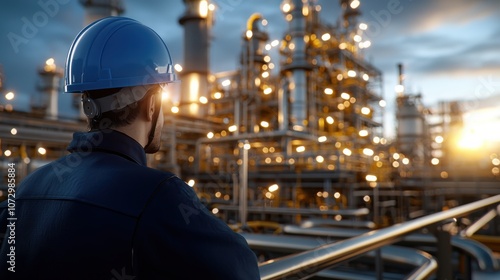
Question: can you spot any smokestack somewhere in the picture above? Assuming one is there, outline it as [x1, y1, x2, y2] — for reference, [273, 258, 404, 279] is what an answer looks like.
[80, 0, 124, 26]
[33, 58, 63, 119]
[178, 0, 213, 116]
[398, 63, 404, 87]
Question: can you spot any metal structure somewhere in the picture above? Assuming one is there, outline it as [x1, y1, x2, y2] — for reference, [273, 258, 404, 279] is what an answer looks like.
[258, 194, 500, 280]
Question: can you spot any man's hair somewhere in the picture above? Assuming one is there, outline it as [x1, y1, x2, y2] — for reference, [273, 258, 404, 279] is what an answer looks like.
[85, 86, 158, 130]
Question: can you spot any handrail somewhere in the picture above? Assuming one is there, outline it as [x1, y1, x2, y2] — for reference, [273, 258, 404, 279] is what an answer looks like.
[259, 194, 500, 280]
[243, 233, 437, 279]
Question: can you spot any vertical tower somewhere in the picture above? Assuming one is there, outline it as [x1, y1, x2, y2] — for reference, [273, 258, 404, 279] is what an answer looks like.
[280, 0, 313, 131]
[80, 0, 125, 26]
[178, 0, 213, 116]
[32, 58, 63, 119]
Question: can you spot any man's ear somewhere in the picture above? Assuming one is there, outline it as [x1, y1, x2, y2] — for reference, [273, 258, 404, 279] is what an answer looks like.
[146, 93, 156, 121]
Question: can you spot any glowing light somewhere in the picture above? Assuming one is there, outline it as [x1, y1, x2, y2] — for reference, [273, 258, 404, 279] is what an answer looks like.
[457, 129, 483, 150]
[44, 58, 56, 72]
[350, 0, 360, 9]
[262, 19, 268, 26]
[363, 195, 371, 202]
[268, 184, 279, 192]
[207, 132, 214, 139]
[221, 79, 231, 87]
[431, 158, 440, 165]
[161, 90, 169, 101]
[492, 158, 500, 166]
[435, 136, 444, 144]
[363, 148, 374, 156]
[264, 55, 271, 63]
[187, 179, 195, 187]
[339, 42, 347, 49]
[282, 3, 291, 13]
[228, 125, 237, 132]
[359, 129, 368, 137]
[38, 147, 46, 155]
[260, 121, 270, 128]
[271, 40, 279, 47]
[363, 41, 371, 48]
[243, 143, 251, 150]
[343, 148, 352, 156]
[365, 174, 377, 182]
[373, 137, 380, 144]
[395, 84, 405, 94]
[321, 33, 331, 41]
[4, 150, 12, 157]
[341, 92, 350, 100]
[316, 155, 324, 163]
[289, 42, 295, 50]
[359, 23, 368, 30]
[296, 146, 305, 153]
[174, 64, 183, 72]
[347, 70, 357, 77]
[379, 100, 387, 107]
[362, 74, 369, 81]
[199, 96, 208, 104]
[171, 106, 179, 113]
[214, 92, 222, 99]
[262, 71, 270, 78]
[212, 208, 219, 214]
[269, 63, 275, 69]
[10, 128, 17, 135]
[353, 35, 362, 42]
[361, 107, 371, 115]
[324, 88, 333, 95]
[199, 0, 208, 18]
[440, 171, 449, 179]
[265, 44, 271, 51]
[246, 30, 253, 39]
[322, 191, 329, 198]
[393, 153, 400, 160]
[5, 92, 14, 100]
[318, 136, 327, 142]
[263, 87, 273, 95]
[326, 116, 334, 124]
[208, 3, 215, 11]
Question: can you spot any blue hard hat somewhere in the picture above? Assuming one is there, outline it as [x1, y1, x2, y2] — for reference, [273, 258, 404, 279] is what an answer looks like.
[65, 17, 177, 93]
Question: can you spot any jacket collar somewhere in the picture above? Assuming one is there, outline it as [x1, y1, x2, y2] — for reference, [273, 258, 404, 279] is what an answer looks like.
[67, 130, 147, 166]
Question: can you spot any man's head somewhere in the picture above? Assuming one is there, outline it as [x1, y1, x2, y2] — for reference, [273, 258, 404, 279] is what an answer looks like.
[64, 17, 177, 153]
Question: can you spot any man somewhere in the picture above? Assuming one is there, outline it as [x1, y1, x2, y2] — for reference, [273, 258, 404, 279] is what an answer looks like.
[0, 17, 260, 279]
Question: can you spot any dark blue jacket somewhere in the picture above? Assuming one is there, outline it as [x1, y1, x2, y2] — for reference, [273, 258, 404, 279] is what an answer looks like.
[0, 130, 260, 279]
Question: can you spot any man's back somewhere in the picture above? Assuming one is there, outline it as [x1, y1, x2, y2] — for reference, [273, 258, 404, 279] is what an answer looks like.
[0, 130, 260, 279]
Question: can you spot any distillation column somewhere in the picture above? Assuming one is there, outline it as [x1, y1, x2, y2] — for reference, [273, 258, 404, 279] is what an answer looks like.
[178, 0, 213, 117]
[280, 0, 313, 131]
[33, 58, 63, 119]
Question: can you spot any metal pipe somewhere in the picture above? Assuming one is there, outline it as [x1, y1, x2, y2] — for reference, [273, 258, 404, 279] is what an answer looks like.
[259, 194, 500, 280]
[461, 207, 499, 237]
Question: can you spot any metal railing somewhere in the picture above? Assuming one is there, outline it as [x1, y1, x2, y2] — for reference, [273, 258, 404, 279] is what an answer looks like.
[258, 194, 500, 280]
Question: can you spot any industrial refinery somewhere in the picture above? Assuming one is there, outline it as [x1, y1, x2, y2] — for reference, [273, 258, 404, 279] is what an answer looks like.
[1, 0, 499, 278]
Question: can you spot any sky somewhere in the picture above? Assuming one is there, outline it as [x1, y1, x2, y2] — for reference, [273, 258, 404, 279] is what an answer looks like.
[1, 0, 499, 139]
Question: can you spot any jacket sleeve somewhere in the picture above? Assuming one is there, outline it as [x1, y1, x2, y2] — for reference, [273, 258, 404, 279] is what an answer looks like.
[133, 176, 261, 280]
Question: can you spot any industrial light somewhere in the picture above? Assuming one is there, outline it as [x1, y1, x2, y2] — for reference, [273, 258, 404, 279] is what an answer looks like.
[207, 132, 214, 139]
[359, 23, 368, 30]
[326, 116, 334, 124]
[321, 33, 331, 41]
[395, 84, 404, 94]
[296, 146, 305, 153]
[246, 30, 253, 39]
[379, 100, 387, 107]
[402, 158, 410, 165]
[199, 96, 208, 104]
[435, 136, 444, 144]
[362, 73, 369, 81]
[359, 129, 368, 137]
[431, 158, 440, 165]
[269, 63, 275, 69]
[289, 42, 295, 50]
[365, 174, 377, 182]
[343, 148, 352, 156]
[212, 208, 219, 214]
[263, 87, 272, 95]
[171, 106, 179, 113]
[10, 128, 17, 135]
[347, 70, 357, 77]
[353, 35, 362, 42]
[350, 0, 360, 9]
[262, 71, 270, 78]
[260, 121, 270, 128]
[187, 179, 195, 187]
[243, 142, 251, 150]
[393, 153, 400, 160]
[264, 55, 271, 63]
[363, 148, 374, 156]
[316, 155, 324, 163]
[361, 107, 371, 115]
[174, 64, 183, 72]
[324, 88, 333, 95]
[318, 136, 327, 142]
[213, 92, 222, 99]
[5, 91, 15, 100]
[44, 58, 56, 72]
[341, 92, 350, 100]
[339, 42, 347, 49]
[265, 44, 271, 51]
[198, 0, 208, 18]
[4, 150, 12, 157]
[282, 2, 291, 13]
[262, 19, 268, 26]
[268, 184, 279, 192]
[38, 147, 46, 155]
[228, 125, 237, 132]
